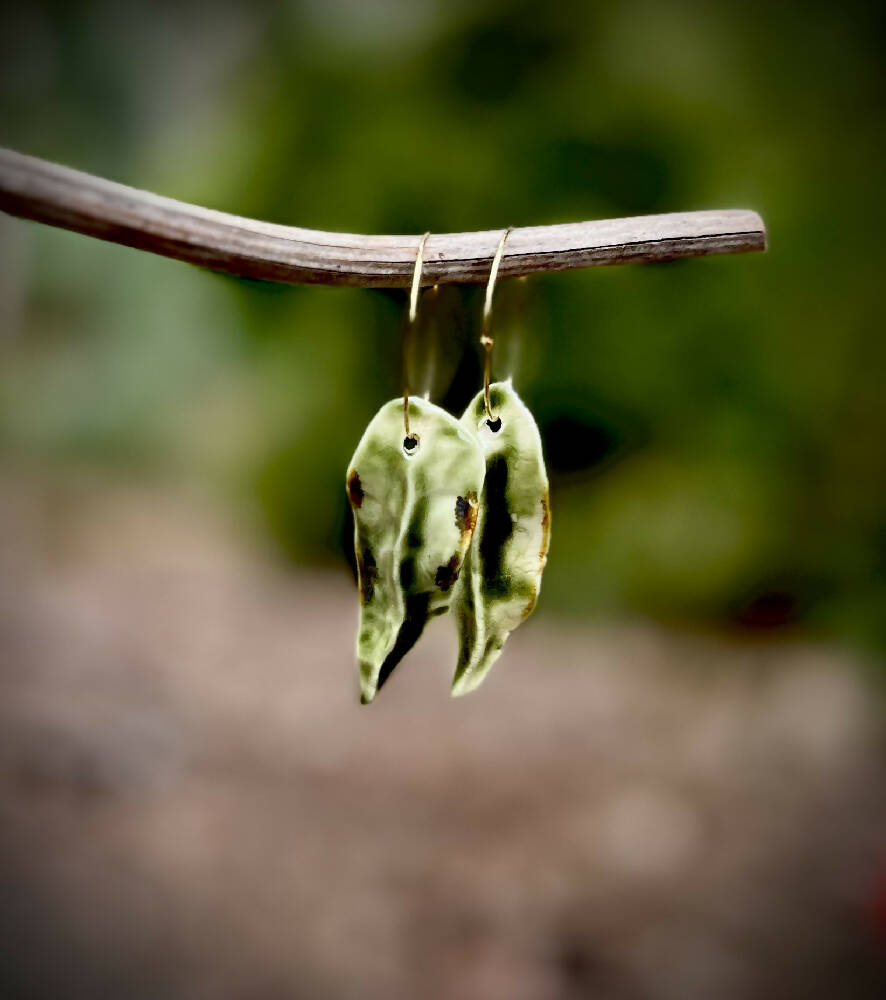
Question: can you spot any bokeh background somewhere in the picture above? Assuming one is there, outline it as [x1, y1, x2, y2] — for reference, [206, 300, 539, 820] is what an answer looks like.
[1, 2, 885, 998]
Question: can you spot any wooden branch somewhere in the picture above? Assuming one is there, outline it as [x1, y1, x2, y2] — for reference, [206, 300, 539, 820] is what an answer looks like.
[0, 147, 766, 288]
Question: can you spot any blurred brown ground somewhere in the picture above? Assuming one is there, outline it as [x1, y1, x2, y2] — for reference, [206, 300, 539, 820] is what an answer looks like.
[1, 471, 885, 1000]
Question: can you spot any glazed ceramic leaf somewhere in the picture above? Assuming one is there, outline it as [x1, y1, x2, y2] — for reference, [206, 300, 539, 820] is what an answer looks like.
[452, 379, 551, 696]
[346, 397, 484, 704]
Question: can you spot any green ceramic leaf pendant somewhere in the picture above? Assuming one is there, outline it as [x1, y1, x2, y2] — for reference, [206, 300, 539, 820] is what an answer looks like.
[346, 397, 485, 704]
[452, 379, 551, 697]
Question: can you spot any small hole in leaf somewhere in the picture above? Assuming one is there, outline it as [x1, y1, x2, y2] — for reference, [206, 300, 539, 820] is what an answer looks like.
[403, 435, 419, 453]
[486, 417, 502, 433]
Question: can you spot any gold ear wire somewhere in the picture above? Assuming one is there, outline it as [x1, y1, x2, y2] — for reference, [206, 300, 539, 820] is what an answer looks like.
[481, 227, 512, 421]
[403, 231, 431, 436]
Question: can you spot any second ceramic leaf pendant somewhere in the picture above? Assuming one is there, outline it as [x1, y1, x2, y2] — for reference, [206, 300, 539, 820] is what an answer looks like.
[452, 379, 551, 696]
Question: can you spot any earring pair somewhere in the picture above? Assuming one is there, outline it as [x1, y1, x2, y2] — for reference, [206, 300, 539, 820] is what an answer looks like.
[346, 230, 550, 704]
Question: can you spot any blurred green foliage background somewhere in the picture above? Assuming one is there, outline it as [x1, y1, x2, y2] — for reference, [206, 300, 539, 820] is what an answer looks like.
[1, 0, 885, 655]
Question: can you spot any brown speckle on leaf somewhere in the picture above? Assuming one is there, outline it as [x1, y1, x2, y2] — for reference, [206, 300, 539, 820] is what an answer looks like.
[539, 491, 551, 567]
[347, 470, 364, 508]
[357, 547, 378, 605]
[435, 555, 461, 591]
[455, 492, 478, 537]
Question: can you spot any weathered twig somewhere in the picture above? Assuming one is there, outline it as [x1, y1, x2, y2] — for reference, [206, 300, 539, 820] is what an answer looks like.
[0, 147, 766, 288]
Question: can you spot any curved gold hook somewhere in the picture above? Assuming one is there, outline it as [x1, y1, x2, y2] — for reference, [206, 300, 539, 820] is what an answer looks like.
[481, 227, 512, 420]
[403, 231, 430, 436]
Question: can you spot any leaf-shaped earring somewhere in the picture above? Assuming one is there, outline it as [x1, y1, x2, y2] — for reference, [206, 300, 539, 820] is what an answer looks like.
[452, 230, 551, 697]
[346, 234, 485, 704]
